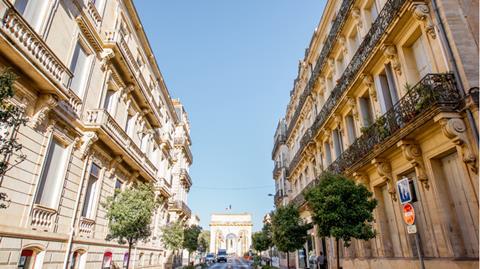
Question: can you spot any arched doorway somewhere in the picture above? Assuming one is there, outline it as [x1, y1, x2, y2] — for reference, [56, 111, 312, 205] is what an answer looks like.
[226, 233, 237, 255]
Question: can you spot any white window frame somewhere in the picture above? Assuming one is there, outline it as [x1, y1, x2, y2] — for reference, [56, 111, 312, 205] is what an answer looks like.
[81, 161, 103, 220]
[68, 35, 94, 99]
[33, 131, 73, 210]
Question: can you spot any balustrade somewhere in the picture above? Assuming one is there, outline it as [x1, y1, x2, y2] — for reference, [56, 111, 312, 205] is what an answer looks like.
[86, 1, 102, 28]
[78, 216, 95, 237]
[30, 204, 56, 231]
[84, 109, 158, 178]
[1, 6, 72, 90]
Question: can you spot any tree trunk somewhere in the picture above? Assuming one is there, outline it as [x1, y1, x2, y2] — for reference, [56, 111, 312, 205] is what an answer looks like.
[126, 241, 133, 269]
[188, 251, 191, 266]
[286, 251, 289, 269]
[336, 238, 340, 269]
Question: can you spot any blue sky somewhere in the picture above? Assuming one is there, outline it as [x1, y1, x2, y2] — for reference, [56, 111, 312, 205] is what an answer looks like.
[134, 1, 325, 231]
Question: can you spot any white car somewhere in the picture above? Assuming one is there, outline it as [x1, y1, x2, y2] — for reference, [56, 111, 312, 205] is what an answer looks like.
[205, 253, 215, 263]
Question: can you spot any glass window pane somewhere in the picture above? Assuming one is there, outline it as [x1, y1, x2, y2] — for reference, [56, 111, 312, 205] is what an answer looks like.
[82, 163, 100, 218]
[70, 43, 90, 95]
[35, 138, 68, 208]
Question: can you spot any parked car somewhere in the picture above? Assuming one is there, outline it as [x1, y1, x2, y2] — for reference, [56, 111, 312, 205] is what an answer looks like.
[216, 249, 228, 263]
[205, 253, 216, 263]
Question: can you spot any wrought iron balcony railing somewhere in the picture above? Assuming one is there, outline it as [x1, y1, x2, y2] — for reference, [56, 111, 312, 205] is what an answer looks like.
[286, 0, 420, 174]
[285, 0, 356, 139]
[291, 73, 461, 207]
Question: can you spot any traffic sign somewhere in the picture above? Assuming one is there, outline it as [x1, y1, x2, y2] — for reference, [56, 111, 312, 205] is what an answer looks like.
[403, 202, 415, 225]
[397, 178, 412, 204]
[407, 224, 417, 234]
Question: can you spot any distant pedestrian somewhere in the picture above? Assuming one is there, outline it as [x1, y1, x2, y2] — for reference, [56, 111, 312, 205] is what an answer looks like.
[317, 251, 326, 269]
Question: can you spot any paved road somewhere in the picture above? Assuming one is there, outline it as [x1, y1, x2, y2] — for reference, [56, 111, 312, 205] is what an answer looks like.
[207, 257, 251, 269]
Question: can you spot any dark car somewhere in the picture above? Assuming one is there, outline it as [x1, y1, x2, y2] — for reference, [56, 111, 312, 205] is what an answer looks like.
[216, 249, 228, 263]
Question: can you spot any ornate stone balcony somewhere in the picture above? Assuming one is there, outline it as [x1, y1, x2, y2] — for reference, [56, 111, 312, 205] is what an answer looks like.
[103, 31, 164, 127]
[169, 200, 191, 218]
[290, 73, 461, 207]
[273, 161, 286, 179]
[30, 204, 57, 232]
[174, 136, 193, 164]
[287, 0, 427, 175]
[274, 190, 287, 206]
[0, 3, 72, 95]
[155, 177, 172, 198]
[84, 109, 158, 180]
[180, 168, 192, 188]
[86, 1, 102, 29]
[272, 133, 286, 158]
[78, 216, 95, 238]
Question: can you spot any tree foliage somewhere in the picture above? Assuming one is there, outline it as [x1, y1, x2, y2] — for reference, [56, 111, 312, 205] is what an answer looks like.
[103, 182, 159, 269]
[270, 204, 311, 253]
[197, 230, 210, 253]
[305, 172, 377, 269]
[161, 221, 185, 252]
[0, 69, 26, 209]
[252, 223, 273, 252]
[305, 172, 377, 246]
[183, 225, 202, 253]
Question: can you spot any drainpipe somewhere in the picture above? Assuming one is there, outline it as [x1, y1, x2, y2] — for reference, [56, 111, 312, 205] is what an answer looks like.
[430, 0, 479, 145]
[62, 155, 90, 269]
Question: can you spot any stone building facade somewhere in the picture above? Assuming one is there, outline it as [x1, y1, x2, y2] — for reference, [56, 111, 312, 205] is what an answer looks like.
[272, 0, 478, 267]
[209, 213, 252, 257]
[0, 0, 192, 268]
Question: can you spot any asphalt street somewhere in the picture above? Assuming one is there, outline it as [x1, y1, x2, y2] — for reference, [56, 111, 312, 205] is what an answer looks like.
[207, 258, 252, 269]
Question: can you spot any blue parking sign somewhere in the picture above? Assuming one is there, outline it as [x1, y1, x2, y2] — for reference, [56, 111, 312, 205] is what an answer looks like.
[397, 178, 412, 204]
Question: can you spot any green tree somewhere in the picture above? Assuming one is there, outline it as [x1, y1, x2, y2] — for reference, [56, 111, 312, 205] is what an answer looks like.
[103, 182, 159, 269]
[305, 172, 377, 269]
[197, 230, 210, 254]
[161, 220, 185, 251]
[271, 205, 311, 269]
[0, 69, 26, 208]
[252, 223, 272, 253]
[183, 225, 202, 263]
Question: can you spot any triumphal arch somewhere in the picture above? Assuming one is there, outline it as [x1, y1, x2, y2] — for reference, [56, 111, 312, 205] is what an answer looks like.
[209, 213, 253, 256]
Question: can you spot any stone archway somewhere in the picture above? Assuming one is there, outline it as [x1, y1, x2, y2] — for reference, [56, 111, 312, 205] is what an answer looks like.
[226, 233, 237, 254]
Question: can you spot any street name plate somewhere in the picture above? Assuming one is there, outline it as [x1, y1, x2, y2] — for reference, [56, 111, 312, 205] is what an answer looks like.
[407, 224, 417, 234]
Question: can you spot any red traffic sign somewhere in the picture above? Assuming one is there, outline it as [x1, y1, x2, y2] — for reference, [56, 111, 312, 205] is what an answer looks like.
[403, 203, 415, 225]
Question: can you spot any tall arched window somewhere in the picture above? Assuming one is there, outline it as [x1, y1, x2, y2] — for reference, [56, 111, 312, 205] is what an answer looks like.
[102, 252, 112, 269]
[18, 247, 45, 269]
[70, 250, 87, 269]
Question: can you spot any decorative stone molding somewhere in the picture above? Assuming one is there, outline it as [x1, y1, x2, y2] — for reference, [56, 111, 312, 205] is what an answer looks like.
[100, 49, 115, 71]
[353, 172, 370, 190]
[411, 2, 436, 39]
[306, 144, 316, 161]
[362, 74, 377, 102]
[30, 95, 57, 129]
[333, 114, 342, 130]
[434, 113, 478, 173]
[328, 58, 336, 75]
[346, 96, 359, 120]
[121, 85, 134, 102]
[106, 156, 123, 178]
[351, 8, 363, 29]
[338, 35, 348, 56]
[372, 158, 396, 200]
[78, 132, 98, 159]
[397, 140, 429, 189]
[383, 45, 402, 75]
